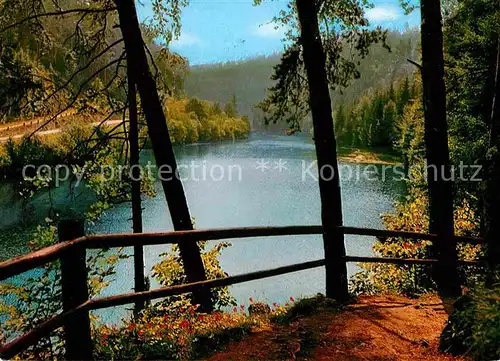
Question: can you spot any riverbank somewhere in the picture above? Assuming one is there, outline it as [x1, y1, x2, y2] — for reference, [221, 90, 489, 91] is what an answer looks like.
[0, 118, 251, 180]
[338, 147, 401, 165]
[0, 133, 404, 325]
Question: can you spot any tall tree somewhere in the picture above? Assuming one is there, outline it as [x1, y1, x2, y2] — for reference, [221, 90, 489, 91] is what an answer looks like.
[0, 0, 214, 311]
[397, 77, 412, 116]
[334, 102, 346, 140]
[127, 67, 145, 315]
[256, 0, 387, 300]
[115, 0, 213, 312]
[224, 94, 238, 118]
[420, 0, 460, 296]
[485, 33, 500, 269]
[254, 0, 387, 130]
[296, 0, 348, 302]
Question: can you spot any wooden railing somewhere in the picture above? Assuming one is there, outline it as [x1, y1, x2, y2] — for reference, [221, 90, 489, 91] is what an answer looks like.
[0, 224, 485, 360]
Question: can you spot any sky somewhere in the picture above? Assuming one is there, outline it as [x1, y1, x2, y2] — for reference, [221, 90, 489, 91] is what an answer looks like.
[137, 0, 420, 65]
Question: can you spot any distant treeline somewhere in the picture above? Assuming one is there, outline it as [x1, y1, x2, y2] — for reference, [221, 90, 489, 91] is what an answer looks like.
[184, 29, 420, 132]
[0, 95, 251, 180]
[0, 3, 250, 145]
[333, 76, 419, 148]
[164, 97, 251, 144]
[0, 95, 250, 178]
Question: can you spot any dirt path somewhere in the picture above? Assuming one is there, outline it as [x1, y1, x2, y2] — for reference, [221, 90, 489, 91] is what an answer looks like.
[0, 119, 124, 142]
[206, 295, 467, 361]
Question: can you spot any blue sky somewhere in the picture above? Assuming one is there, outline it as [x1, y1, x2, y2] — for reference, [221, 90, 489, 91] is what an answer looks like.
[138, 0, 420, 65]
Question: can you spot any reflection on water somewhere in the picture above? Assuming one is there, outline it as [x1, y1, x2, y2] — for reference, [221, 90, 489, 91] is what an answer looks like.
[1, 132, 404, 323]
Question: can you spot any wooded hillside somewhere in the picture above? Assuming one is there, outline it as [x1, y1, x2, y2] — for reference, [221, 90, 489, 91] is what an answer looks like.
[185, 29, 419, 131]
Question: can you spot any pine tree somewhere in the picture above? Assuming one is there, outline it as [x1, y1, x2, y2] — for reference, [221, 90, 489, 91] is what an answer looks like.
[388, 82, 396, 101]
[334, 102, 347, 142]
[224, 94, 238, 118]
[420, 0, 460, 296]
[383, 100, 397, 144]
[398, 77, 412, 116]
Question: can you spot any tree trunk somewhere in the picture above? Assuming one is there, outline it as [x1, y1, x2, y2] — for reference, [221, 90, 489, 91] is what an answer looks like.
[296, 0, 349, 302]
[127, 68, 146, 315]
[116, 0, 212, 312]
[420, 0, 460, 296]
[484, 36, 500, 270]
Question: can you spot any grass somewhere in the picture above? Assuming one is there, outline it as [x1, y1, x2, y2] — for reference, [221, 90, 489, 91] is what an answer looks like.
[271, 294, 344, 324]
[193, 324, 252, 358]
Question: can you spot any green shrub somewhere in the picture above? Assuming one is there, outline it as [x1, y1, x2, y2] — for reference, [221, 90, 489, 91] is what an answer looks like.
[440, 279, 500, 360]
[271, 294, 342, 323]
[350, 187, 484, 297]
[94, 299, 295, 360]
[0, 137, 63, 179]
[151, 241, 236, 313]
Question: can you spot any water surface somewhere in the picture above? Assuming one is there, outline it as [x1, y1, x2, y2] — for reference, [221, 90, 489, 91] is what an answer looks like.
[1, 133, 404, 321]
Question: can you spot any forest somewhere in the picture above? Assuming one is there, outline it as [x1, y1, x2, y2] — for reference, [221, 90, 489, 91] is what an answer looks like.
[1, 0, 500, 360]
[0, 1, 250, 146]
[184, 29, 419, 131]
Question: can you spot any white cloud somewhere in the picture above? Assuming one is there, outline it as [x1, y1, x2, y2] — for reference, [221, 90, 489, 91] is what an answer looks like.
[366, 6, 400, 22]
[171, 33, 201, 47]
[253, 22, 286, 38]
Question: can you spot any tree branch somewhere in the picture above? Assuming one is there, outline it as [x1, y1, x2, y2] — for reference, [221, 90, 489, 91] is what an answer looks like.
[1, 7, 117, 33]
[27, 38, 124, 115]
[407, 58, 423, 71]
[26, 55, 125, 139]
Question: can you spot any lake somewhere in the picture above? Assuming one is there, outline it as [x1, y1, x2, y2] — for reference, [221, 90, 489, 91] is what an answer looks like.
[0, 132, 404, 322]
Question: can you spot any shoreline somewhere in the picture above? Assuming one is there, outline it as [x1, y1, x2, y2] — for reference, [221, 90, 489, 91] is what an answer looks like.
[338, 148, 401, 165]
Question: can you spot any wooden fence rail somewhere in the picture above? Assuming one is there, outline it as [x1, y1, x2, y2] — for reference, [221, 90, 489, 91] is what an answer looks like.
[0, 225, 485, 282]
[0, 224, 486, 360]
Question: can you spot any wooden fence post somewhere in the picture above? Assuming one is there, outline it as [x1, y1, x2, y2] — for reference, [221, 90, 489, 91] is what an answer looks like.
[58, 219, 93, 360]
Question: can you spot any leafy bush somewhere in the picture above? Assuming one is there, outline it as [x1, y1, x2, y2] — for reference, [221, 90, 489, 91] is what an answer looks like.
[94, 298, 295, 360]
[269, 294, 341, 324]
[248, 301, 271, 315]
[0, 130, 134, 358]
[151, 241, 236, 313]
[0, 119, 116, 179]
[350, 187, 484, 297]
[0, 218, 124, 359]
[440, 280, 500, 360]
[0, 137, 63, 179]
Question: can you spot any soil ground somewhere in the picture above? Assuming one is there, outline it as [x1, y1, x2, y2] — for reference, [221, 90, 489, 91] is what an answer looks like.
[206, 295, 467, 361]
